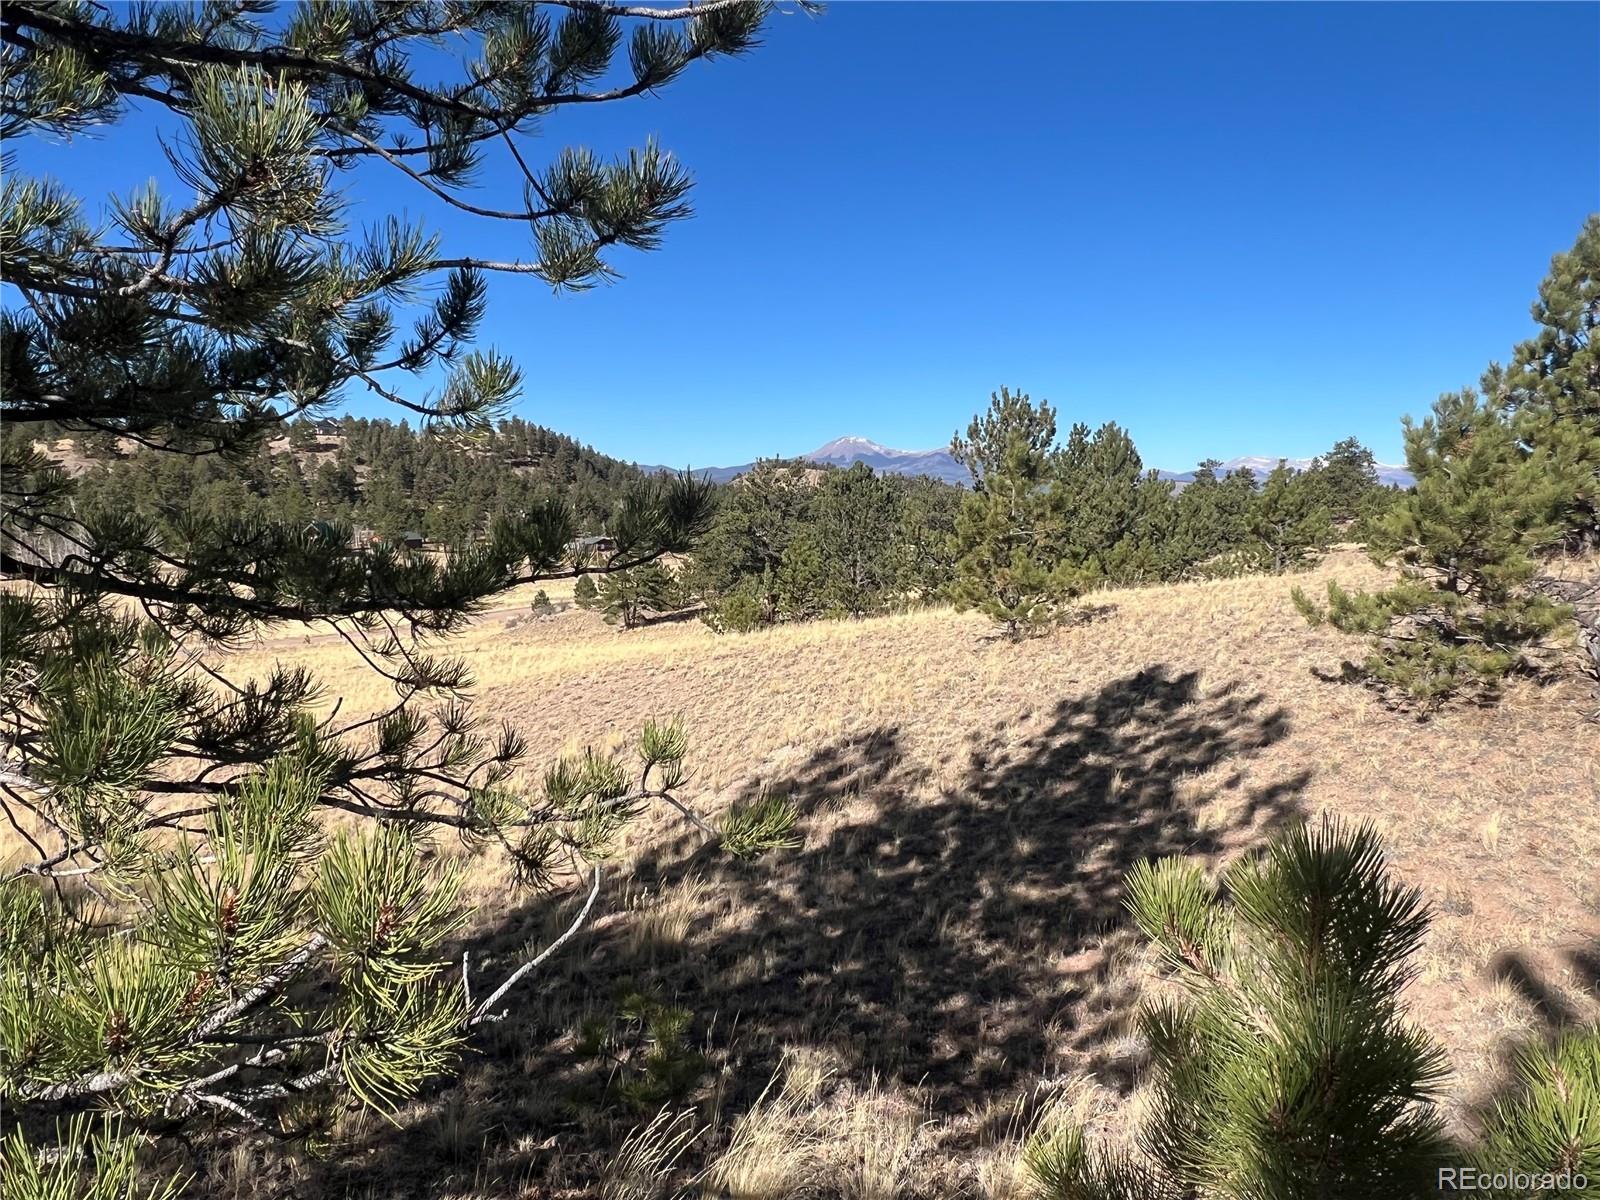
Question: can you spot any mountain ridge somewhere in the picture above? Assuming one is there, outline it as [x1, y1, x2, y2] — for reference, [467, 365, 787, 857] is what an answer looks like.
[637, 439, 1414, 489]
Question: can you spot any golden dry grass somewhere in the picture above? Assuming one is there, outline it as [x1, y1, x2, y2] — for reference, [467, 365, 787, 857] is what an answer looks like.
[185, 551, 1600, 1194]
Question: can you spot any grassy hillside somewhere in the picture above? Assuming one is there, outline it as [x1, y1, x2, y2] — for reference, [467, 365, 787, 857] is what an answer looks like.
[210, 550, 1600, 1198]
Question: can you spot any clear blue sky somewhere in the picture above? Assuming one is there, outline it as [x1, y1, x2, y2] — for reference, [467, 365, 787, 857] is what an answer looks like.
[11, 2, 1599, 470]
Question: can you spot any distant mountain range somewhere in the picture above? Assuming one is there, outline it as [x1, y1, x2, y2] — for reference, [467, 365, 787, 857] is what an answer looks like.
[639, 438, 1415, 489]
[1156, 456, 1416, 489]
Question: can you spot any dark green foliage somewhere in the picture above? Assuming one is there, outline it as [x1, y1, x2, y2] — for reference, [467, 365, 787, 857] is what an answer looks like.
[1314, 436, 1383, 524]
[950, 387, 1094, 638]
[574, 573, 601, 611]
[700, 572, 773, 634]
[692, 459, 964, 630]
[1029, 818, 1451, 1200]
[597, 563, 683, 630]
[0, 0, 796, 1183]
[66, 416, 654, 547]
[1166, 461, 1261, 578]
[809, 463, 902, 616]
[1504, 216, 1600, 545]
[1250, 460, 1333, 574]
[1470, 1028, 1600, 1198]
[691, 459, 815, 622]
[573, 989, 706, 1113]
[1296, 220, 1598, 708]
[1057, 420, 1147, 576]
[1295, 390, 1575, 707]
[946, 390, 1345, 635]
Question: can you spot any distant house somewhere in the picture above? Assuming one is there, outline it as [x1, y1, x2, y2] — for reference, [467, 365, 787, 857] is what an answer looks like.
[311, 417, 343, 437]
[565, 534, 616, 559]
[367, 529, 425, 551]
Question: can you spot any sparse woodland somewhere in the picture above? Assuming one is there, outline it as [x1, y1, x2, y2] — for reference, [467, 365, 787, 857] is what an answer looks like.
[1, 2, 1597, 1198]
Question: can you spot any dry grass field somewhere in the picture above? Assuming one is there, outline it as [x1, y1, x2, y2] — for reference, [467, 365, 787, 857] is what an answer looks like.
[206, 550, 1599, 1197]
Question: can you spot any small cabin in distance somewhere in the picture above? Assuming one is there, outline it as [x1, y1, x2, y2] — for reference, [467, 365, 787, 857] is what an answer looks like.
[351, 526, 425, 552]
[565, 534, 616, 561]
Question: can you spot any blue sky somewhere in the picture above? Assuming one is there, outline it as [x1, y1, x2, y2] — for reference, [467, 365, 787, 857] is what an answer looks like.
[11, 2, 1598, 470]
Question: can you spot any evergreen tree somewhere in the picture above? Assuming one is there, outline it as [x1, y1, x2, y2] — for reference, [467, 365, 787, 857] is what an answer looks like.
[1168, 459, 1257, 578]
[1027, 818, 1451, 1200]
[809, 462, 900, 616]
[1296, 389, 1577, 707]
[574, 571, 601, 611]
[692, 459, 816, 621]
[1057, 420, 1145, 576]
[949, 387, 1091, 638]
[891, 474, 962, 598]
[1313, 436, 1382, 524]
[1296, 221, 1598, 707]
[1498, 215, 1600, 545]
[1104, 471, 1183, 584]
[1251, 460, 1333, 574]
[0, 0, 796, 1183]
[1471, 1027, 1600, 1197]
[597, 563, 679, 630]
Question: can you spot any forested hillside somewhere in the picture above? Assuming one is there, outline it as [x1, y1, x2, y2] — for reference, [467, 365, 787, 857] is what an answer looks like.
[44, 416, 653, 543]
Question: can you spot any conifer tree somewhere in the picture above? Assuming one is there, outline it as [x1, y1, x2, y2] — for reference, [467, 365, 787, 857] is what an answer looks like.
[1500, 215, 1600, 545]
[809, 462, 900, 616]
[1296, 220, 1598, 706]
[1251, 460, 1333, 573]
[949, 388, 1091, 638]
[1027, 818, 1451, 1200]
[1313, 436, 1383, 524]
[574, 571, 601, 611]
[0, 0, 799, 1181]
[1056, 420, 1145, 576]
[892, 474, 962, 598]
[1167, 460, 1258, 578]
[597, 562, 679, 629]
[1471, 1027, 1600, 1196]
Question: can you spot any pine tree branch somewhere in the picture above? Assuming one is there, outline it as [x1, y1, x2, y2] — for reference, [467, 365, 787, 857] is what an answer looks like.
[541, 0, 785, 19]
[194, 934, 330, 1040]
[3, 5, 506, 124]
[468, 860, 602, 1026]
[328, 124, 561, 223]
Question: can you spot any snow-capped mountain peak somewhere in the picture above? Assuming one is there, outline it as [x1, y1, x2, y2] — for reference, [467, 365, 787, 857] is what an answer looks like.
[810, 436, 922, 460]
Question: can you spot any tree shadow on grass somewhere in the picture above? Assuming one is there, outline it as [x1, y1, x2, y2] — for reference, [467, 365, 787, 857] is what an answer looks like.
[303, 665, 1308, 1197]
[1458, 932, 1600, 1137]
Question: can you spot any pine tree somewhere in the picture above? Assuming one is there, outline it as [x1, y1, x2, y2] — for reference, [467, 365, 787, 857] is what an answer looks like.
[1251, 460, 1333, 574]
[1167, 461, 1258, 578]
[950, 387, 1092, 638]
[574, 571, 601, 611]
[1296, 389, 1577, 707]
[597, 563, 678, 630]
[1026, 818, 1451, 1200]
[1056, 420, 1145, 577]
[1499, 215, 1600, 546]
[891, 474, 962, 598]
[1313, 436, 1383, 524]
[809, 462, 900, 616]
[1471, 1027, 1600, 1197]
[0, 0, 798, 1182]
[1295, 221, 1598, 707]
[692, 459, 815, 617]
